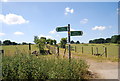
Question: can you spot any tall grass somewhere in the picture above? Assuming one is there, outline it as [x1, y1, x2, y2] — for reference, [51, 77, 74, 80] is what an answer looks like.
[2, 53, 89, 80]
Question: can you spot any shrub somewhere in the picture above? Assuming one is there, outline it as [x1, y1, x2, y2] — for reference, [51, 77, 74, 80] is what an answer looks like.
[2, 54, 89, 80]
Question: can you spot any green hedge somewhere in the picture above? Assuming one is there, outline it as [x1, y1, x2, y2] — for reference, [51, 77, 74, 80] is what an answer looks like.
[2, 54, 89, 80]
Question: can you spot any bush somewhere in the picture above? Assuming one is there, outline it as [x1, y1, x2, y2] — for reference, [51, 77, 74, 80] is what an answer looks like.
[2, 54, 89, 79]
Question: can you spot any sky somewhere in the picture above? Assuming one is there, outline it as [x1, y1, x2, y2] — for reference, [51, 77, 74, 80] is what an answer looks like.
[0, 2, 119, 43]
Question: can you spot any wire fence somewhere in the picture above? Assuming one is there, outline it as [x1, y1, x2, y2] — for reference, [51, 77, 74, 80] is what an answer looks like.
[46, 44, 119, 58]
[1, 44, 119, 58]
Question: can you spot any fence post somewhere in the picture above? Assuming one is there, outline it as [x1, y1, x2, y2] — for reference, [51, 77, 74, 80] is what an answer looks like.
[105, 47, 107, 58]
[96, 47, 98, 54]
[38, 44, 40, 54]
[75, 46, 76, 52]
[57, 46, 59, 56]
[91, 47, 93, 55]
[0, 50, 4, 56]
[29, 43, 31, 54]
[118, 46, 120, 58]
[82, 47, 83, 54]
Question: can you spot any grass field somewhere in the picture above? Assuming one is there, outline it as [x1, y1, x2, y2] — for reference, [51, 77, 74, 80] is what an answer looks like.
[0, 45, 38, 56]
[0, 43, 119, 58]
[67, 43, 119, 58]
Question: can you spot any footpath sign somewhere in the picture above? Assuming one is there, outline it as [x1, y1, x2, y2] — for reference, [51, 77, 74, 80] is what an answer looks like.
[56, 26, 68, 32]
[71, 31, 83, 36]
[56, 24, 83, 60]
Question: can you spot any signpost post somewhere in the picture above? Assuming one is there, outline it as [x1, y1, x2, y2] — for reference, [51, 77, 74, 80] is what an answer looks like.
[56, 24, 83, 60]
[68, 24, 71, 60]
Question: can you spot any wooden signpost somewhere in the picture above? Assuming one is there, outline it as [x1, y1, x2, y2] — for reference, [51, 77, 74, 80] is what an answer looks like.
[56, 24, 83, 60]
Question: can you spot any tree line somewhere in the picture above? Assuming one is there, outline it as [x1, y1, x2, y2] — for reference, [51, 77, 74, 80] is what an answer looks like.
[0, 40, 30, 45]
[1, 34, 119, 46]
[89, 35, 120, 44]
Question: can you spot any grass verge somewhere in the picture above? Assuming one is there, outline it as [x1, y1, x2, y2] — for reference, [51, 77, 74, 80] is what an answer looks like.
[2, 53, 89, 80]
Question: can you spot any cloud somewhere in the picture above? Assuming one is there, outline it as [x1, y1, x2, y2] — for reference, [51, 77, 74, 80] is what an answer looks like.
[0, 32, 5, 36]
[92, 26, 106, 31]
[14, 32, 24, 35]
[0, 13, 29, 25]
[49, 29, 56, 34]
[39, 34, 54, 39]
[64, 7, 74, 15]
[80, 18, 88, 24]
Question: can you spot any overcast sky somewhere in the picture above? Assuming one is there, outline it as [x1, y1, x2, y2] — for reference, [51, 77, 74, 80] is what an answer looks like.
[0, 2, 118, 43]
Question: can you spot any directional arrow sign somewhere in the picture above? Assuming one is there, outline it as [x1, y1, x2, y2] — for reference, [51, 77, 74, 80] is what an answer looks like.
[56, 26, 68, 32]
[70, 31, 83, 36]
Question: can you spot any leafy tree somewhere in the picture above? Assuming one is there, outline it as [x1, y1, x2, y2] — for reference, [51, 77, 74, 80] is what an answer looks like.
[111, 35, 117, 43]
[46, 39, 51, 44]
[60, 38, 67, 48]
[22, 42, 28, 45]
[98, 38, 105, 43]
[106, 38, 111, 43]
[40, 37, 46, 41]
[34, 36, 46, 50]
[34, 36, 39, 44]
[89, 38, 105, 44]
[11, 42, 17, 45]
[76, 41, 80, 44]
[53, 39, 57, 45]
[70, 40, 74, 44]
[89, 35, 120, 44]
[49, 39, 53, 45]
[38, 39, 46, 50]
[111, 35, 120, 43]
[89, 40, 93, 43]
[3, 40, 12, 45]
[0, 40, 2, 45]
[40, 37, 46, 44]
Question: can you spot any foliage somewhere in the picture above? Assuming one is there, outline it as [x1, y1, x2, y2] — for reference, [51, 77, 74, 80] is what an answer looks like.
[60, 38, 67, 48]
[76, 41, 80, 44]
[106, 38, 111, 43]
[22, 42, 28, 45]
[1, 40, 29, 45]
[111, 35, 120, 43]
[53, 39, 57, 45]
[34, 36, 46, 50]
[70, 40, 75, 44]
[89, 35, 120, 44]
[46, 39, 51, 44]
[0, 40, 2, 45]
[34, 36, 39, 44]
[3, 40, 12, 45]
[46, 39, 56, 45]
[49, 39, 53, 45]
[2, 54, 89, 79]
[40, 37, 46, 41]
[38, 39, 46, 50]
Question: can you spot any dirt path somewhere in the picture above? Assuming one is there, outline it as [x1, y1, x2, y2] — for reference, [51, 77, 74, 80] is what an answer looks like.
[78, 57, 118, 79]
[72, 55, 118, 79]
[58, 49, 118, 79]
